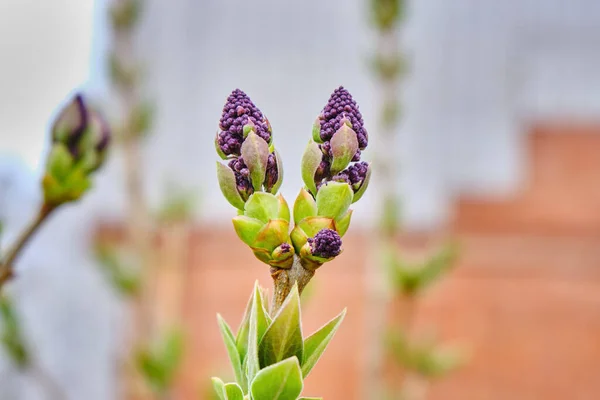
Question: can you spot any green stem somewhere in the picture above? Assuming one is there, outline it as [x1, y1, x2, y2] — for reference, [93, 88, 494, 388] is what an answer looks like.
[270, 255, 315, 315]
[0, 204, 55, 289]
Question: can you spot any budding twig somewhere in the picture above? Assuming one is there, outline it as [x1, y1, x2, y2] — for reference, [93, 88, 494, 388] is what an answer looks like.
[270, 255, 314, 315]
[0, 204, 55, 289]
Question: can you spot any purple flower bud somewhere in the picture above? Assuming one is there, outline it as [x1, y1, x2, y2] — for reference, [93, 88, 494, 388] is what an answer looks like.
[217, 89, 271, 157]
[308, 228, 342, 258]
[264, 152, 279, 192]
[52, 94, 89, 151]
[228, 158, 254, 200]
[51, 93, 111, 170]
[318, 87, 368, 151]
[333, 161, 369, 193]
[280, 242, 292, 254]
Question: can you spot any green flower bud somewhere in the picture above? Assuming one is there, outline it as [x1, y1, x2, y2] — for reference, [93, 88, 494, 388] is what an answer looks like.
[43, 93, 111, 207]
[290, 216, 336, 254]
[301, 140, 323, 196]
[232, 193, 294, 268]
[293, 188, 318, 225]
[329, 124, 359, 175]
[241, 131, 270, 191]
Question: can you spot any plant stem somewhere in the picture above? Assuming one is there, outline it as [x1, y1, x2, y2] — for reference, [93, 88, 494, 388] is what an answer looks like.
[0, 204, 55, 289]
[270, 255, 314, 315]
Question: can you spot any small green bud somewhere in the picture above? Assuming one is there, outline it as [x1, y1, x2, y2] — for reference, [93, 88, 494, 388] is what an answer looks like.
[329, 124, 359, 175]
[243, 119, 256, 138]
[301, 140, 323, 196]
[241, 132, 269, 191]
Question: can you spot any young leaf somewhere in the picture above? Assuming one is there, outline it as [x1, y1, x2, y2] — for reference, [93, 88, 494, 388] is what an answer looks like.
[212, 377, 227, 400]
[258, 285, 303, 368]
[250, 357, 303, 400]
[245, 282, 270, 384]
[301, 308, 346, 377]
[298, 398, 323, 400]
[224, 382, 244, 400]
[217, 315, 245, 389]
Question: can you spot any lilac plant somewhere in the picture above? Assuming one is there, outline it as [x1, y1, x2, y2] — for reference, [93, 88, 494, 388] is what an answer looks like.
[0, 93, 110, 288]
[214, 88, 371, 399]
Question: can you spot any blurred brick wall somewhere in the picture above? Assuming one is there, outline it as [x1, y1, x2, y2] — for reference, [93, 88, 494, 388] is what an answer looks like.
[98, 125, 600, 399]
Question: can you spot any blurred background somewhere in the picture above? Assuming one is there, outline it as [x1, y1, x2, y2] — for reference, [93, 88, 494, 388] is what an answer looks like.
[1, 0, 600, 399]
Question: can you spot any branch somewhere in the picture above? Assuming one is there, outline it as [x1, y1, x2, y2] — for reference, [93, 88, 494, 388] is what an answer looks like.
[0, 204, 55, 289]
[270, 255, 315, 315]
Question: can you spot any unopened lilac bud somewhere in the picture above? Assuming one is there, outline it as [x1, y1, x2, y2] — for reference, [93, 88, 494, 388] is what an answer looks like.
[217, 89, 271, 157]
[333, 161, 371, 203]
[227, 158, 254, 201]
[317, 86, 368, 151]
[309, 229, 342, 258]
[52, 94, 88, 147]
[264, 152, 279, 193]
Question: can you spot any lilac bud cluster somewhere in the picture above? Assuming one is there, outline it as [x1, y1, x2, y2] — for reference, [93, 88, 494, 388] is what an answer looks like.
[312, 87, 370, 193]
[217, 89, 271, 157]
[216, 89, 281, 204]
[308, 229, 342, 259]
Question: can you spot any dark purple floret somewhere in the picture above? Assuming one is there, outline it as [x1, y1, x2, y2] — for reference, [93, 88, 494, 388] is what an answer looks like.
[280, 243, 291, 254]
[308, 229, 342, 258]
[319, 86, 368, 150]
[333, 161, 369, 192]
[218, 89, 271, 156]
[228, 158, 253, 200]
[264, 153, 279, 192]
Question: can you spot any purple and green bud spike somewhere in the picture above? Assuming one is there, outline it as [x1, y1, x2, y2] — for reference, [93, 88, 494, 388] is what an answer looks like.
[302, 87, 371, 200]
[216, 90, 282, 210]
[292, 87, 372, 269]
[42, 93, 111, 206]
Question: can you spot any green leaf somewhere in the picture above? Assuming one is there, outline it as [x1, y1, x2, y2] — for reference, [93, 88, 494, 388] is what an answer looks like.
[315, 182, 353, 220]
[245, 282, 270, 384]
[334, 210, 353, 237]
[250, 357, 303, 400]
[224, 382, 244, 400]
[352, 162, 371, 203]
[301, 140, 322, 196]
[301, 308, 346, 377]
[244, 192, 280, 223]
[212, 377, 227, 400]
[252, 219, 290, 253]
[312, 117, 323, 143]
[241, 132, 269, 191]
[232, 216, 264, 247]
[216, 162, 246, 210]
[258, 285, 303, 369]
[329, 124, 359, 175]
[293, 188, 318, 225]
[217, 315, 245, 389]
